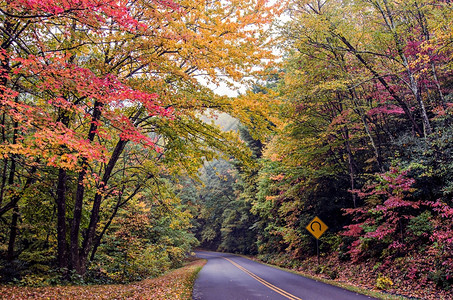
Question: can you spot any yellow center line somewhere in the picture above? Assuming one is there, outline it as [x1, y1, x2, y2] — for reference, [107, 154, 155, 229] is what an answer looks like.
[199, 252, 302, 300]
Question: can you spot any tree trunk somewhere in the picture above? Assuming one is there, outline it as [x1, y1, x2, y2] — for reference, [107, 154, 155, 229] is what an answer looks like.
[348, 88, 384, 171]
[90, 173, 152, 261]
[70, 165, 85, 273]
[0, 113, 8, 207]
[56, 102, 71, 270]
[90, 201, 120, 262]
[7, 204, 19, 260]
[90, 185, 127, 261]
[70, 100, 102, 275]
[0, 158, 6, 207]
[342, 127, 357, 208]
[401, 52, 432, 136]
[56, 168, 68, 269]
[81, 139, 127, 268]
[362, 115, 384, 171]
[6, 133, 17, 260]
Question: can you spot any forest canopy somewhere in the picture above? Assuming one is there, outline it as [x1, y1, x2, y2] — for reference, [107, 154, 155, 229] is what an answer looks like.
[0, 0, 282, 284]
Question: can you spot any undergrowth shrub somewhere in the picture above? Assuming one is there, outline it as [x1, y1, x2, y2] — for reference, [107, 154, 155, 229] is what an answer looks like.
[376, 274, 393, 290]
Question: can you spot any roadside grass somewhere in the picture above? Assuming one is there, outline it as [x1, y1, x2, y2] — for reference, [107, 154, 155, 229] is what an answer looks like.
[0, 259, 206, 300]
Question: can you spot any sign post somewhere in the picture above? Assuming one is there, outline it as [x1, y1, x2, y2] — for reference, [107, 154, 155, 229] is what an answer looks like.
[306, 216, 328, 264]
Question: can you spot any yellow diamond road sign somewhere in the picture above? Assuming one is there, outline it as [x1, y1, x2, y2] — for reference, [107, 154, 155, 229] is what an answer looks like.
[306, 216, 328, 239]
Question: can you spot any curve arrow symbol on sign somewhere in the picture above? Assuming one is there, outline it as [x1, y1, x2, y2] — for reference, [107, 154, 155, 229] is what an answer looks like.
[306, 216, 328, 239]
[310, 221, 322, 232]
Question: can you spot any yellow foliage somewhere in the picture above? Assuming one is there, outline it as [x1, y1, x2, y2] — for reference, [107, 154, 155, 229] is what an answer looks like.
[376, 274, 394, 290]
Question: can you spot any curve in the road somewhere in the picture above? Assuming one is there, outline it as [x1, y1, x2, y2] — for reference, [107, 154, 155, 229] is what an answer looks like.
[193, 250, 376, 300]
[206, 252, 301, 300]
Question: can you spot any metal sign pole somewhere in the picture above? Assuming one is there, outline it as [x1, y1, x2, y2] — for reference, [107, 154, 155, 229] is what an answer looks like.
[316, 238, 319, 265]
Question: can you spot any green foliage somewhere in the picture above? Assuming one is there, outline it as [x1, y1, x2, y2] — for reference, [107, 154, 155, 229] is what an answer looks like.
[429, 268, 453, 291]
[406, 211, 433, 242]
[394, 124, 453, 200]
[91, 184, 198, 283]
[180, 157, 259, 255]
[320, 234, 342, 254]
[1, 171, 199, 285]
[219, 199, 258, 254]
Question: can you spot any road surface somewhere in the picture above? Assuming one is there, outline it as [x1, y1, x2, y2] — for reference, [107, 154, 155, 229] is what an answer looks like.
[193, 251, 377, 300]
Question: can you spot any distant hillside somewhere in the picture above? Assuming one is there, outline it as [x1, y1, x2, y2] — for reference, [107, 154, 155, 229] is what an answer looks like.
[199, 111, 239, 132]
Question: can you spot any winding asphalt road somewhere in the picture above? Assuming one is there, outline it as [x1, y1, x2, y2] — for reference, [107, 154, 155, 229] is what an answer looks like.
[192, 251, 377, 300]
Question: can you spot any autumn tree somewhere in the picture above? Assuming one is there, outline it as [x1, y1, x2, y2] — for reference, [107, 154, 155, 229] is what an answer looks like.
[249, 0, 453, 273]
[0, 0, 285, 280]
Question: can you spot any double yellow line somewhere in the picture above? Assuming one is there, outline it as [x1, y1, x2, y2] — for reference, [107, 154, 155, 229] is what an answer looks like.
[200, 252, 302, 300]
